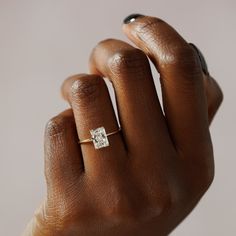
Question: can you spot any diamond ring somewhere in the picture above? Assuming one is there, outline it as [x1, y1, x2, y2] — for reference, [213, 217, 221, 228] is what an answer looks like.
[79, 126, 121, 149]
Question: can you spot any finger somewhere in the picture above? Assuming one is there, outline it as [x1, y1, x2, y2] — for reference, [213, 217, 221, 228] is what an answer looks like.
[189, 43, 223, 124]
[204, 76, 223, 124]
[123, 15, 212, 159]
[89, 39, 173, 159]
[44, 109, 83, 192]
[61, 74, 127, 177]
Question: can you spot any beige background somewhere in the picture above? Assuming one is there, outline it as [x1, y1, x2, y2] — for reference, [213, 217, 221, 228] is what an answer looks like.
[0, 0, 235, 235]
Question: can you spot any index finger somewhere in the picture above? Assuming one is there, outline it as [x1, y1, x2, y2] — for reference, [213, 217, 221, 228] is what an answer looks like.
[123, 15, 213, 164]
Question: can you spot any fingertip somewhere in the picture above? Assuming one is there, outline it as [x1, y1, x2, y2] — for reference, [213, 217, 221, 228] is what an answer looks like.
[121, 15, 168, 49]
[45, 115, 66, 138]
[61, 73, 89, 103]
[44, 109, 75, 142]
[122, 14, 143, 33]
[123, 13, 145, 24]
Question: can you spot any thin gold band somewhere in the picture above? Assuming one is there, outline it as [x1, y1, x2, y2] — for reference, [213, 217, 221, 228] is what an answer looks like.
[79, 127, 121, 144]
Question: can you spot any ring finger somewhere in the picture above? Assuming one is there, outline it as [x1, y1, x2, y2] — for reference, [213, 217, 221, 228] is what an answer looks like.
[61, 74, 127, 177]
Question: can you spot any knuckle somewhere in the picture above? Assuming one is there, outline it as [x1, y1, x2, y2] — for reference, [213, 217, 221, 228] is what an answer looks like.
[104, 189, 133, 218]
[45, 116, 67, 137]
[70, 75, 102, 106]
[150, 186, 174, 216]
[160, 44, 203, 86]
[102, 178, 174, 223]
[102, 181, 141, 223]
[163, 44, 200, 70]
[108, 48, 148, 78]
[135, 17, 202, 79]
[151, 191, 173, 216]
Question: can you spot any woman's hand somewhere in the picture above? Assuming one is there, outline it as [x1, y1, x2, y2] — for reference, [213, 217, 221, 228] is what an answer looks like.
[23, 15, 223, 236]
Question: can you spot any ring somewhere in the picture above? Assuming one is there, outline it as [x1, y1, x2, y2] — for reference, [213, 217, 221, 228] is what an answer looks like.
[79, 126, 121, 149]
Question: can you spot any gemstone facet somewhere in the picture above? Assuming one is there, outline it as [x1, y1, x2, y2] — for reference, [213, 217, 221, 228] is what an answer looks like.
[90, 127, 109, 149]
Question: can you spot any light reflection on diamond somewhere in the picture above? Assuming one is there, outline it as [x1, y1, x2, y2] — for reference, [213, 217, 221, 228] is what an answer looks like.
[90, 127, 109, 149]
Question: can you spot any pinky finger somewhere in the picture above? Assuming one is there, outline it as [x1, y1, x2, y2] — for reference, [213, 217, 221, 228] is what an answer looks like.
[44, 109, 83, 192]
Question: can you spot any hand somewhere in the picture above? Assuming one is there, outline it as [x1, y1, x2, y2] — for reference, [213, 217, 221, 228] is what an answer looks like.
[23, 14, 223, 236]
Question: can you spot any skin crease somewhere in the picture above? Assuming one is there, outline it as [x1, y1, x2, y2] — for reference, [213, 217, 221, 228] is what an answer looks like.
[22, 15, 223, 236]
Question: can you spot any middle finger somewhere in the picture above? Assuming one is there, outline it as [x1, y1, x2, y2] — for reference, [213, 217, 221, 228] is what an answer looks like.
[89, 39, 173, 157]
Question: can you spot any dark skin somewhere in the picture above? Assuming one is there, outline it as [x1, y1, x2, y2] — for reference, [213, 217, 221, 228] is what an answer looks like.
[23, 15, 223, 236]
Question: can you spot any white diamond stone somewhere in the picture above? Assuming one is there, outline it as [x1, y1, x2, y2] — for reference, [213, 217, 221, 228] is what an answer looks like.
[90, 127, 109, 149]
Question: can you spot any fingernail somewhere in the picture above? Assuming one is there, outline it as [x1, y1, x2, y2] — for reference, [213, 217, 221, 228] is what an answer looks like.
[189, 43, 210, 76]
[123, 13, 144, 24]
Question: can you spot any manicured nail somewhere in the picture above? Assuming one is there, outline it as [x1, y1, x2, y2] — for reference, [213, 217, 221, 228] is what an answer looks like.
[123, 14, 144, 24]
[189, 43, 210, 76]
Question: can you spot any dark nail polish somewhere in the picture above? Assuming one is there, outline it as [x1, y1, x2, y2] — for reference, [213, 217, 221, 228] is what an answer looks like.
[123, 13, 144, 24]
[189, 43, 209, 76]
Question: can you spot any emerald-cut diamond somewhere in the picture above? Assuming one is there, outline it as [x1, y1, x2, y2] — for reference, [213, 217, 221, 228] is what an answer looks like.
[90, 127, 109, 149]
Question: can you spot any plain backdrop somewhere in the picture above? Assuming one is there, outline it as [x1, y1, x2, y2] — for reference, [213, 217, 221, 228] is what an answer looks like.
[0, 0, 235, 235]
